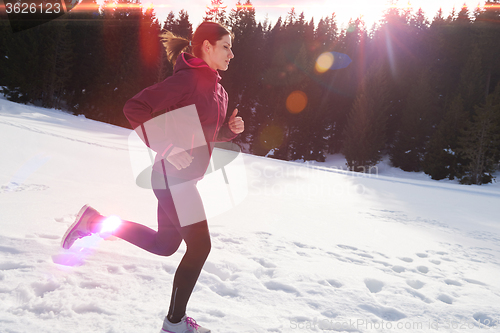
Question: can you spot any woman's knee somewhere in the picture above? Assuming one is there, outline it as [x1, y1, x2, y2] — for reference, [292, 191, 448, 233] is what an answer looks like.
[187, 234, 211, 262]
[154, 238, 182, 256]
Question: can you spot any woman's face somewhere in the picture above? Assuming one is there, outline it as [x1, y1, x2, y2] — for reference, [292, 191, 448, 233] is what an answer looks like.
[203, 34, 234, 71]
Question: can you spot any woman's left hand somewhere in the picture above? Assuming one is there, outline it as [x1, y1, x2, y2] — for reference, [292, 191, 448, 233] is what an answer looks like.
[228, 108, 244, 134]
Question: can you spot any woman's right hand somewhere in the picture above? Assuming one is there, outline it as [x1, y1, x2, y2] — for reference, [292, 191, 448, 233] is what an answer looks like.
[166, 146, 194, 170]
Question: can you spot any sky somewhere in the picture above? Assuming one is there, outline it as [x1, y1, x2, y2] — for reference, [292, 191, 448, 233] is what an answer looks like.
[126, 0, 487, 29]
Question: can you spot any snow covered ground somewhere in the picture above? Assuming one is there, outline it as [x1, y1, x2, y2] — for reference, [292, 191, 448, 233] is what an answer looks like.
[1, 97, 499, 333]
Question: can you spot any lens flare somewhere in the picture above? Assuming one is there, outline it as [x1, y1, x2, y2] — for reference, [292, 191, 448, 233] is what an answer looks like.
[315, 52, 335, 73]
[286, 90, 308, 114]
[100, 215, 122, 236]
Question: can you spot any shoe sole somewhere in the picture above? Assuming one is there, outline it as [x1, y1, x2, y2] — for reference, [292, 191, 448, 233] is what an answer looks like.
[160, 327, 210, 333]
[61, 204, 91, 250]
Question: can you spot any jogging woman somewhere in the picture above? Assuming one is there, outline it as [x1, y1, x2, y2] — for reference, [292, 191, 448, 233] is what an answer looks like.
[61, 21, 244, 333]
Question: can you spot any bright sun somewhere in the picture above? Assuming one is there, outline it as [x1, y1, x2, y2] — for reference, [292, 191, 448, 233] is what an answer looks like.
[288, 0, 485, 28]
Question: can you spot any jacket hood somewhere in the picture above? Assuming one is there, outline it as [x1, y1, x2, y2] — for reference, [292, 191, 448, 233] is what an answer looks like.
[174, 53, 221, 82]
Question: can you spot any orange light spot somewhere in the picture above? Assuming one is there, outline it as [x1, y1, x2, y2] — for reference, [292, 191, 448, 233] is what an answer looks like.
[286, 90, 308, 114]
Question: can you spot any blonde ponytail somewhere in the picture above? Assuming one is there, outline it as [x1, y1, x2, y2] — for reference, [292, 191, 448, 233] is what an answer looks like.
[159, 31, 191, 66]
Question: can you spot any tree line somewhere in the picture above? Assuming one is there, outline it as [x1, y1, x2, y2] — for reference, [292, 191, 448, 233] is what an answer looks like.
[1, 0, 499, 184]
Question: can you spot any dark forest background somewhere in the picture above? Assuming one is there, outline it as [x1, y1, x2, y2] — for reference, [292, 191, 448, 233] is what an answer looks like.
[1, 0, 500, 184]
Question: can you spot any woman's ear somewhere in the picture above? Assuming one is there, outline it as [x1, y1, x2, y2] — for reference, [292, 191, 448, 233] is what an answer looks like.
[202, 40, 211, 54]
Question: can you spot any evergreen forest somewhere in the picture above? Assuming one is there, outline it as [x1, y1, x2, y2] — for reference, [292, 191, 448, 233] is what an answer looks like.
[1, 0, 500, 184]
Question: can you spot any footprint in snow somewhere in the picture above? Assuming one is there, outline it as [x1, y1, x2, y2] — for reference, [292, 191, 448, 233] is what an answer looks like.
[343, 256, 365, 265]
[373, 260, 392, 267]
[416, 253, 428, 258]
[444, 279, 462, 286]
[0, 245, 23, 255]
[364, 278, 384, 293]
[203, 261, 231, 281]
[207, 309, 225, 318]
[356, 253, 374, 259]
[321, 310, 339, 319]
[122, 264, 137, 272]
[265, 281, 300, 295]
[437, 294, 453, 304]
[399, 257, 413, 263]
[463, 278, 487, 286]
[473, 312, 497, 327]
[0, 262, 34, 271]
[417, 266, 429, 274]
[406, 288, 433, 303]
[293, 242, 316, 250]
[392, 265, 405, 273]
[209, 283, 239, 297]
[337, 244, 357, 251]
[406, 279, 425, 289]
[253, 258, 277, 269]
[107, 265, 122, 274]
[31, 280, 61, 298]
[219, 237, 243, 245]
[359, 304, 406, 321]
[323, 279, 342, 288]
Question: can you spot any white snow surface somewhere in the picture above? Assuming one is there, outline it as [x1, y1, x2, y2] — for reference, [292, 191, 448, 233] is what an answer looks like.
[1, 97, 500, 333]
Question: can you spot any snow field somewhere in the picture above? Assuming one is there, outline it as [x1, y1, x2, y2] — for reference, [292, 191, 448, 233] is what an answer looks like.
[1, 98, 500, 332]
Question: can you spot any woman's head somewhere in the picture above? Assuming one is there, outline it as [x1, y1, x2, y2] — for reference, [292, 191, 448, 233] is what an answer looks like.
[160, 21, 234, 71]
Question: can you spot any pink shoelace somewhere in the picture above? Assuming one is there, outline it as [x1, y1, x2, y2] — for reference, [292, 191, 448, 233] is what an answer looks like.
[185, 317, 200, 329]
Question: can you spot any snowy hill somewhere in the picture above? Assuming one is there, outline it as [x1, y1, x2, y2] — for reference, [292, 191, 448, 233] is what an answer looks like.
[1, 97, 500, 333]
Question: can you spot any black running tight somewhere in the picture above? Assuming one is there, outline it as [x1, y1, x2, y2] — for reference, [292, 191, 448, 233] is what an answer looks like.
[111, 172, 211, 323]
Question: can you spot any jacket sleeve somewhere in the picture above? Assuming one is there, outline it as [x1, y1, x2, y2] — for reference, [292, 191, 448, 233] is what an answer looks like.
[123, 74, 195, 156]
[216, 121, 238, 142]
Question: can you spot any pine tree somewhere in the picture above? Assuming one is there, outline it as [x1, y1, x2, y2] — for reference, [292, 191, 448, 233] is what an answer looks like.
[457, 43, 485, 113]
[410, 8, 429, 31]
[456, 4, 471, 23]
[39, 20, 74, 109]
[390, 71, 439, 171]
[457, 83, 500, 184]
[343, 63, 390, 171]
[65, 0, 104, 116]
[423, 95, 468, 179]
[2, 19, 73, 108]
[158, 11, 177, 81]
[224, 0, 259, 148]
[474, 1, 500, 99]
[0, 15, 11, 88]
[174, 10, 193, 39]
[204, 0, 228, 24]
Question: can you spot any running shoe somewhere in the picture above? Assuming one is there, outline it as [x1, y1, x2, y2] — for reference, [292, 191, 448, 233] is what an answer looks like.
[61, 204, 100, 249]
[160, 315, 210, 333]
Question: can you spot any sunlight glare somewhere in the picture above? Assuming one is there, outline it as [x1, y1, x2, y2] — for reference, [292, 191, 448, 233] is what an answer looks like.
[100, 215, 122, 236]
[315, 52, 335, 74]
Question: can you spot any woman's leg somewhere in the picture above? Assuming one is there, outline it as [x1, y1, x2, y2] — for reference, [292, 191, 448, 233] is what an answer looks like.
[166, 219, 211, 323]
[95, 171, 210, 323]
[155, 179, 211, 324]
[110, 203, 183, 256]
[96, 172, 184, 256]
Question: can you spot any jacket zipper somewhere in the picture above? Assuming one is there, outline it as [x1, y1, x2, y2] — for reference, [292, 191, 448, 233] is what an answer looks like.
[213, 77, 221, 143]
